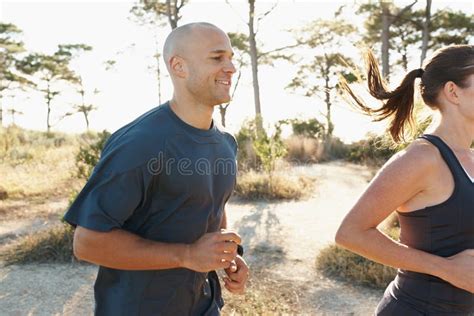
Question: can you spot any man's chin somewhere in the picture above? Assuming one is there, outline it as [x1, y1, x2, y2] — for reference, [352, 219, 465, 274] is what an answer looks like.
[212, 96, 231, 106]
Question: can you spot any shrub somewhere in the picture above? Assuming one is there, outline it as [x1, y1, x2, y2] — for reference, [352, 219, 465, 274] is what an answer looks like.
[346, 133, 398, 166]
[1, 224, 75, 265]
[235, 170, 315, 200]
[316, 245, 397, 289]
[235, 119, 261, 171]
[0, 185, 8, 200]
[252, 122, 287, 173]
[75, 130, 110, 180]
[285, 135, 323, 163]
[235, 118, 287, 173]
[323, 136, 351, 160]
[316, 222, 400, 289]
[287, 118, 325, 139]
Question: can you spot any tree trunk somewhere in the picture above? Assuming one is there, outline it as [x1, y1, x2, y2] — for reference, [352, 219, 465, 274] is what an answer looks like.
[166, 0, 178, 29]
[381, 1, 391, 79]
[248, 0, 263, 133]
[84, 112, 90, 131]
[156, 51, 162, 104]
[219, 105, 227, 127]
[46, 82, 52, 134]
[400, 33, 409, 71]
[323, 62, 333, 138]
[420, 0, 432, 66]
[0, 95, 3, 128]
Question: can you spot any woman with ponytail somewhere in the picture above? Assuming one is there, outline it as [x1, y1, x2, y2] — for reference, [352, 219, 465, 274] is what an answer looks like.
[336, 45, 474, 315]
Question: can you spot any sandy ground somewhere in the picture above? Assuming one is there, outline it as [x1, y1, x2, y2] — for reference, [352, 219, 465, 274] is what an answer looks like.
[0, 161, 383, 315]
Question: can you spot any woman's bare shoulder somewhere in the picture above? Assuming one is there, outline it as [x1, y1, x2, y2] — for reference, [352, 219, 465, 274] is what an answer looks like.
[388, 139, 440, 168]
[377, 138, 441, 181]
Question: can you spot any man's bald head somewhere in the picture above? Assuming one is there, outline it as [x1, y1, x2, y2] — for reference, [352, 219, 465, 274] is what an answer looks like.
[163, 22, 226, 70]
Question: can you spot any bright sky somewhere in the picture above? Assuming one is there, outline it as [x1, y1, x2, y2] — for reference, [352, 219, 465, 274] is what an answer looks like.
[1, 0, 472, 142]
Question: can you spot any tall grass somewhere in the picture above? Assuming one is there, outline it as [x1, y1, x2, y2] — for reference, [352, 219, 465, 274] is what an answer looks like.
[316, 217, 400, 289]
[1, 224, 75, 265]
[235, 170, 316, 200]
[316, 245, 397, 289]
[0, 127, 80, 199]
[284, 136, 323, 163]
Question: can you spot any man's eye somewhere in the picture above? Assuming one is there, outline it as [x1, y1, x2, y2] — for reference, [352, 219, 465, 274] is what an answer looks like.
[212, 56, 222, 61]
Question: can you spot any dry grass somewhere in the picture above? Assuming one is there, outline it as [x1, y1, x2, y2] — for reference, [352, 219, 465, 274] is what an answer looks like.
[223, 243, 302, 314]
[0, 127, 87, 221]
[0, 127, 80, 199]
[316, 245, 397, 289]
[1, 224, 75, 265]
[285, 136, 324, 163]
[316, 221, 399, 289]
[223, 276, 300, 315]
[235, 170, 316, 200]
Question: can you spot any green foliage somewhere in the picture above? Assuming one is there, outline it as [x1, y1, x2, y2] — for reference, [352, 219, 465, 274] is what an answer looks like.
[16, 44, 92, 132]
[0, 23, 27, 78]
[427, 9, 474, 50]
[235, 118, 261, 170]
[347, 133, 398, 166]
[357, 2, 474, 71]
[0, 23, 31, 126]
[228, 32, 250, 54]
[288, 17, 357, 138]
[235, 119, 289, 172]
[287, 118, 325, 139]
[324, 137, 351, 160]
[75, 130, 110, 180]
[130, 0, 189, 29]
[252, 121, 287, 174]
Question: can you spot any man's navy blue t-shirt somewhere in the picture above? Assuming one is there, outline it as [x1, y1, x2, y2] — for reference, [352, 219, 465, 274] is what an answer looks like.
[64, 102, 237, 316]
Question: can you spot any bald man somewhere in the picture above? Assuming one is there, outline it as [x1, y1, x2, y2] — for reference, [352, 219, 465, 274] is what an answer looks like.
[64, 22, 249, 316]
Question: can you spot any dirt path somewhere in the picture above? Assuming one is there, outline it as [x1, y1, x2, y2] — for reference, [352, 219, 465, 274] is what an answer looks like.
[0, 161, 383, 315]
[225, 161, 381, 314]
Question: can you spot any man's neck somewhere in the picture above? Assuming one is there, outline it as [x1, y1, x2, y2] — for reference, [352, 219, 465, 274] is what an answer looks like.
[169, 96, 214, 130]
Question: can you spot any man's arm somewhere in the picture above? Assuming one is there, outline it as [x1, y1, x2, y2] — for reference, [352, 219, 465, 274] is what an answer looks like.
[220, 209, 227, 229]
[73, 226, 240, 272]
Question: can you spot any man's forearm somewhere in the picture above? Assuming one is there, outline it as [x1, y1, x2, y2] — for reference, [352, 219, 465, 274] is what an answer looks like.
[74, 226, 190, 270]
[220, 210, 227, 229]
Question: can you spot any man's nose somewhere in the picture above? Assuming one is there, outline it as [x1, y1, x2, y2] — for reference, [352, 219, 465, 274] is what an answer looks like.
[224, 60, 237, 74]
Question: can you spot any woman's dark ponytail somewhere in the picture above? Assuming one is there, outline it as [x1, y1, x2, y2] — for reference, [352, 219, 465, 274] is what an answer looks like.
[342, 50, 422, 142]
[341, 45, 474, 143]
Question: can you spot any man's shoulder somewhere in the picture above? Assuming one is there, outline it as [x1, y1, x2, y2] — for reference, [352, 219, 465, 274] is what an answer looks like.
[98, 104, 173, 173]
[214, 122, 237, 151]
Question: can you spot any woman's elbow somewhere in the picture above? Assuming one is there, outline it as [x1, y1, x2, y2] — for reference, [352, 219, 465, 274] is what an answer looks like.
[334, 221, 365, 249]
[334, 225, 351, 247]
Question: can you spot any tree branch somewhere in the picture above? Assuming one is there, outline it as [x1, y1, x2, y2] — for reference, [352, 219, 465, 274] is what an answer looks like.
[177, 0, 186, 10]
[392, 0, 418, 24]
[257, 1, 278, 24]
[258, 42, 302, 59]
[225, 0, 248, 26]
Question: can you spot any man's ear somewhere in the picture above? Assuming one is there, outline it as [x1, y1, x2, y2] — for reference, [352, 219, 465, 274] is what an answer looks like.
[442, 81, 460, 105]
[169, 56, 187, 78]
